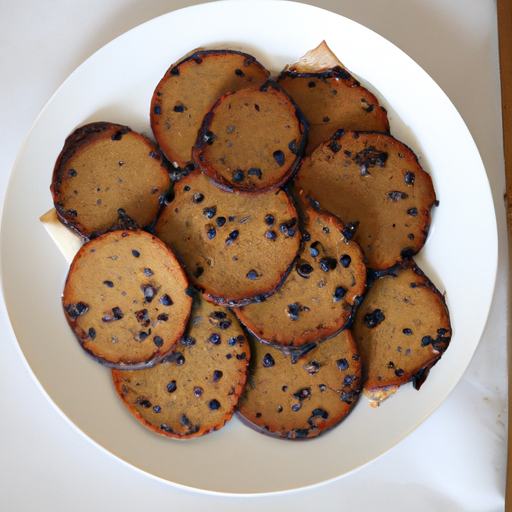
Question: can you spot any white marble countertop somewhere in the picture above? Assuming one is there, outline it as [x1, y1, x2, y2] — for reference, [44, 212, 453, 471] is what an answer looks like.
[0, 0, 507, 510]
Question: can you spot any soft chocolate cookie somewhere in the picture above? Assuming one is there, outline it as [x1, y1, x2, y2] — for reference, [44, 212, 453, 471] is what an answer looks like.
[235, 195, 366, 350]
[193, 80, 308, 193]
[278, 41, 389, 154]
[51, 121, 171, 239]
[112, 295, 249, 439]
[351, 259, 451, 406]
[237, 329, 362, 439]
[154, 170, 300, 306]
[150, 48, 270, 170]
[62, 229, 192, 369]
[294, 130, 437, 270]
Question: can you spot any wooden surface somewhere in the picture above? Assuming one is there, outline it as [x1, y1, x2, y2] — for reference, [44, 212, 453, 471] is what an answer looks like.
[498, 0, 512, 509]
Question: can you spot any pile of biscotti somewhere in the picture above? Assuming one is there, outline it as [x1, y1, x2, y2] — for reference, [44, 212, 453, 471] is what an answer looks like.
[51, 41, 451, 440]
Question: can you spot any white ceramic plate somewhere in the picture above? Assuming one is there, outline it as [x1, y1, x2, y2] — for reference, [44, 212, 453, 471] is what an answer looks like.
[0, 0, 498, 495]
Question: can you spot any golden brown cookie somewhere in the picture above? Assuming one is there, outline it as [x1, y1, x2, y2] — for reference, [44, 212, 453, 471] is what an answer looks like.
[278, 41, 389, 154]
[150, 48, 270, 170]
[237, 329, 362, 439]
[62, 229, 192, 369]
[294, 130, 437, 270]
[51, 121, 171, 239]
[234, 195, 366, 350]
[351, 259, 451, 406]
[112, 295, 249, 439]
[153, 170, 300, 306]
[193, 80, 308, 193]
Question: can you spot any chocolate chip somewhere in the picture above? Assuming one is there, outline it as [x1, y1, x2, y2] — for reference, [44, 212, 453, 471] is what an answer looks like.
[225, 230, 239, 245]
[206, 225, 216, 239]
[192, 193, 204, 204]
[296, 261, 314, 278]
[339, 254, 351, 268]
[209, 333, 221, 345]
[166, 380, 177, 393]
[279, 218, 297, 237]
[421, 335, 433, 347]
[287, 303, 300, 321]
[304, 360, 321, 375]
[262, 353, 275, 367]
[337, 358, 349, 371]
[273, 150, 285, 166]
[65, 301, 89, 320]
[203, 206, 217, 218]
[364, 309, 385, 328]
[159, 294, 173, 306]
[133, 310, 150, 326]
[246, 269, 259, 280]
[293, 388, 311, 401]
[209, 399, 221, 410]
[319, 257, 337, 271]
[329, 140, 342, 153]
[180, 335, 196, 347]
[248, 168, 262, 179]
[141, 284, 156, 303]
[405, 171, 415, 184]
[233, 170, 245, 182]
[333, 286, 347, 302]
[388, 191, 409, 201]
[203, 131, 217, 145]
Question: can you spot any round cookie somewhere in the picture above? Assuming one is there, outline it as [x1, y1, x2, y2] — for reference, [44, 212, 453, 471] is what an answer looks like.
[234, 195, 366, 350]
[51, 121, 171, 239]
[62, 229, 192, 369]
[193, 80, 308, 193]
[278, 41, 389, 154]
[351, 259, 452, 407]
[153, 170, 301, 306]
[150, 48, 270, 170]
[112, 296, 249, 439]
[237, 329, 362, 439]
[294, 130, 437, 270]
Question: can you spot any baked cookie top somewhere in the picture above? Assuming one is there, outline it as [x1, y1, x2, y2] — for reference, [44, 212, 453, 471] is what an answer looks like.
[237, 329, 362, 439]
[278, 41, 389, 154]
[150, 48, 270, 170]
[154, 170, 300, 306]
[234, 195, 366, 349]
[193, 80, 308, 193]
[112, 295, 249, 439]
[51, 121, 171, 239]
[294, 130, 437, 270]
[62, 229, 192, 369]
[351, 259, 451, 406]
